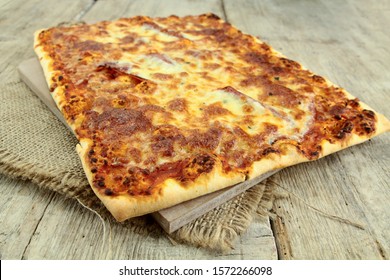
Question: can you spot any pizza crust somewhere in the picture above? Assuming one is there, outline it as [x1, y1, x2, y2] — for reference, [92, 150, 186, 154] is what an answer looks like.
[34, 30, 79, 132]
[255, 31, 390, 136]
[247, 111, 390, 180]
[319, 112, 390, 158]
[34, 30, 54, 87]
[246, 37, 390, 180]
[76, 139, 245, 221]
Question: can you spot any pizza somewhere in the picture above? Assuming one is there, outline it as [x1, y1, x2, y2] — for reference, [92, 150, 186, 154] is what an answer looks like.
[33, 13, 390, 222]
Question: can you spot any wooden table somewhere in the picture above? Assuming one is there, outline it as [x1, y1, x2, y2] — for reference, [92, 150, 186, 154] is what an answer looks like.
[0, 0, 389, 260]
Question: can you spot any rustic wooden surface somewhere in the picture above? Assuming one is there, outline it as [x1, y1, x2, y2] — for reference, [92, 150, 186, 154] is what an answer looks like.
[0, 0, 389, 260]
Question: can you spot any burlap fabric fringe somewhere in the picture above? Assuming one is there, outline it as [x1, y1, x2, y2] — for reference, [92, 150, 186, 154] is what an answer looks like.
[0, 80, 275, 252]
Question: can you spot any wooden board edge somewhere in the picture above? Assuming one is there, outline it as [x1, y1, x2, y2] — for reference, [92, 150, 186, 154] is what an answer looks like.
[153, 169, 279, 233]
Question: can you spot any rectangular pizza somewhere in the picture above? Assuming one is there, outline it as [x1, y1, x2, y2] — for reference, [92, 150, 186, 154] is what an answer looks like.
[33, 14, 390, 222]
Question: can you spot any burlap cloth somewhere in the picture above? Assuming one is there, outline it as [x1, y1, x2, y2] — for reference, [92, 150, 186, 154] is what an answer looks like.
[0, 80, 275, 252]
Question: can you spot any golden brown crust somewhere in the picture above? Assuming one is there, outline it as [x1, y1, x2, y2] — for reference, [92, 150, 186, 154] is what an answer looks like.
[76, 138, 245, 221]
[33, 14, 390, 221]
[34, 29, 80, 131]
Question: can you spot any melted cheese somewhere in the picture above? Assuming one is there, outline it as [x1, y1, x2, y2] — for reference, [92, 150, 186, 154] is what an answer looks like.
[34, 13, 385, 202]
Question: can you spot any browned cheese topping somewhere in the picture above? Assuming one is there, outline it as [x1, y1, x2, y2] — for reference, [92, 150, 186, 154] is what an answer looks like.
[35, 14, 377, 197]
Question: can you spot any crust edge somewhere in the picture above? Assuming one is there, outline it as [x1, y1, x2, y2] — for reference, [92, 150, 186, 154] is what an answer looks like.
[76, 139, 246, 221]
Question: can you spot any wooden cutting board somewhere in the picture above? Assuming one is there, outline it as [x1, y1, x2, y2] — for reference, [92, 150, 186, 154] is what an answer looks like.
[18, 58, 278, 233]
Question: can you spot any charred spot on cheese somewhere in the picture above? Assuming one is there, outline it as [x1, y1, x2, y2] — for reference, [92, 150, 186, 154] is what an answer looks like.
[299, 128, 324, 160]
[359, 122, 375, 134]
[49, 83, 57, 92]
[203, 103, 231, 116]
[311, 75, 326, 84]
[261, 146, 279, 156]
[195, 28, 232, 43]
[152, 73, 173, 80]
[182, 154, 215, 180]
[240, 75, 267, 88]
[152, 124, 185, 157]
[90, 157, 98, 163]
[187, 127, 222, 151]
[74, 40, 105, 52]
[333, 120, 354, 139]
[243, 52, 271, 68]
[151, 135, 175, 157]
[204, 13, 221, 20]
[121, 34, 135, 44]
[356, 110, 376, 135]
[279, 57, 301, 69]
[86, 108, 152, 137]
[262, 83, 301, 108]
[362, 109, 375, 119]
[167, 98, 188, 112]
[128, 147, 142, 163]
[347, 98, 360, 108]
[329, 104, 346, 118]
[134, 81, 157, 94]
[204, 63, 221, 70]
[104, 189, 114, 196]
[95, 178, 105, 188]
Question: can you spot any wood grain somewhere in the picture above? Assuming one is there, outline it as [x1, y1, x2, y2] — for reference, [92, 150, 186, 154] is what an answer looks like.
[82, 0, 224, 22]
[0, 0, 93, 82]
[0, 175, 277, 260]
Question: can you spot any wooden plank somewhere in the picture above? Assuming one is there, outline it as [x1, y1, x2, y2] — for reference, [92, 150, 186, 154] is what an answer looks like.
[18, 55, 278, 233]
[152, 170, 278, 233]
[0, 156, 276, 259]
[15, 176, 275, 259]
[224, 0, 390, 259]
[0, 0, 94, 38]
[0, 176, 55, 259]
[82, 0, 225, 23]
[17, 59, 74, 133]
[0, 0, 93, 82]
